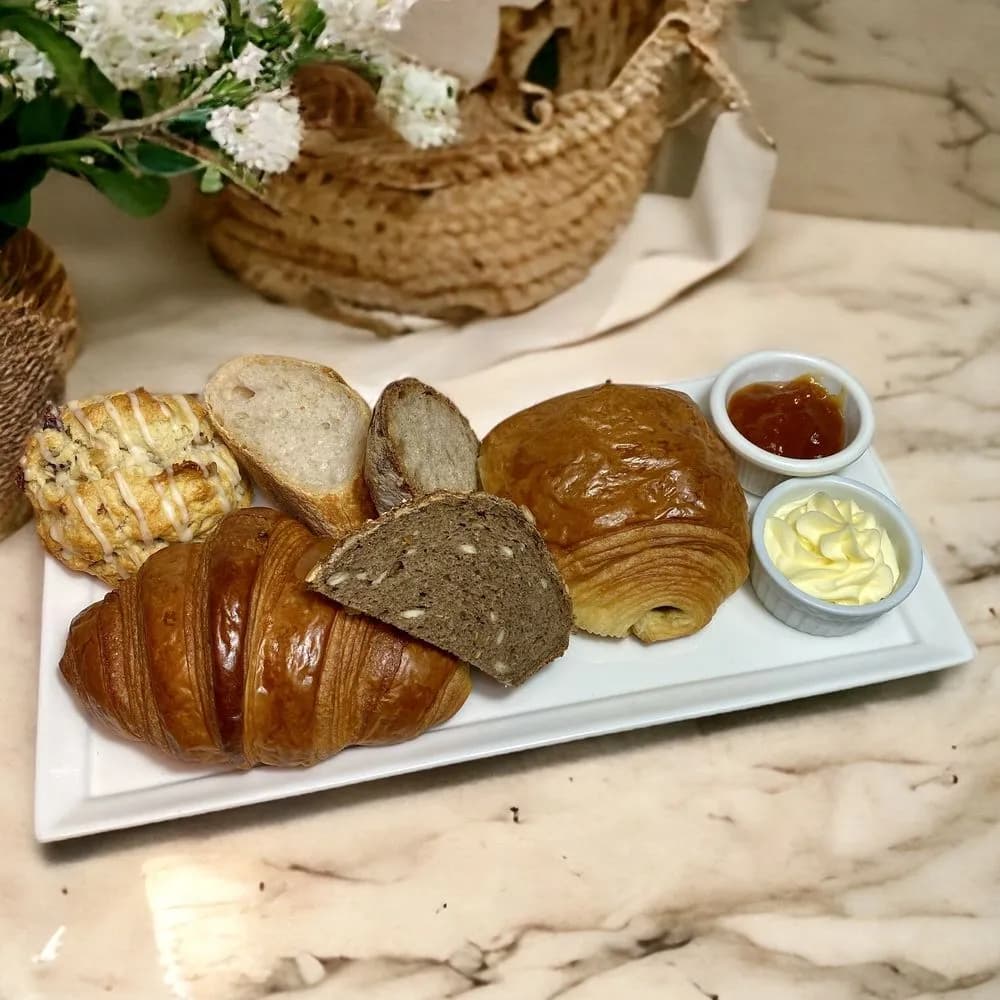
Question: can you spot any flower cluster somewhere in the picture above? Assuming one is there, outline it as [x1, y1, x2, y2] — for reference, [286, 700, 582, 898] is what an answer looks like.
[375, 58, 460, 149]
[316, 0, 420, 50]
[0, 31, 55, 99]
[71, 0, 228, 90]
[0, 0, 463, 235]
[208, 88, 303, 174]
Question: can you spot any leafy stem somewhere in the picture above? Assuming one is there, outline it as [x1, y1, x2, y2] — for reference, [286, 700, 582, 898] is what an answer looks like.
[98, 67, 227, 137]
[147, 128, 261, 193]
[0, 136, 115, 161]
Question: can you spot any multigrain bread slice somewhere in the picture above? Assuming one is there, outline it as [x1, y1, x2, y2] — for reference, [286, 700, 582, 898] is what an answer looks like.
[204, 354, 374, 535]
[306, 492, 572, 686]
[365, 377, 480, 514]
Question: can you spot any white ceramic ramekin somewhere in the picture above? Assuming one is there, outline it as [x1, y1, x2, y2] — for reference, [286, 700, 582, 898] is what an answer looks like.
[750, 475, 924, 637]
[709, 350, 875, 496]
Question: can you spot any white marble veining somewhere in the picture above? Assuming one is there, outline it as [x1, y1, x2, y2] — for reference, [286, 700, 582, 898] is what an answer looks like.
[2, 205, 999, 998]
[716, 0, 1000, 228]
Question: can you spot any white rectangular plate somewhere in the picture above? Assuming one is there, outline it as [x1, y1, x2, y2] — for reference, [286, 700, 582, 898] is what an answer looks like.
[34, 378, 975, 841]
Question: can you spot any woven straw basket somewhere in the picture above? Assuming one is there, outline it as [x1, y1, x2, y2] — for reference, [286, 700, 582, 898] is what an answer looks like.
[0, 229, 78, 538]
[202, 0, 745, 335]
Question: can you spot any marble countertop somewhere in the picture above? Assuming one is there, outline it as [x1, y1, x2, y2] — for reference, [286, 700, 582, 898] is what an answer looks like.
[4, 204, 999, 1000]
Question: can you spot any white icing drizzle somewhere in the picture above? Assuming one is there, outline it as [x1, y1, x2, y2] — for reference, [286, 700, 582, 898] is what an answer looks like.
[69, 489, 112, 561]
[127, 390, 192, 540]
[127, 391, 157, 450]
[189, 451, 234, 513]
[172, 394, 200, 432]
[212, 447, 242, 487]
[102, 397, 141, 456]
[171, 393, 236, 513]
[158, 398, 173, 419]
[99, 397, 164, 543]
[151, 479, 186, 540]
[47, 520, 75, 562]
[66, 401, 97, 438]
[113, 470, 153, 546]
[163, 466, 193, 541]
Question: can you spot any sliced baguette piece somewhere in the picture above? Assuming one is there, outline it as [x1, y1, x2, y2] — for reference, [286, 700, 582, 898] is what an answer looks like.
[306, 491, 572, 687]
[204, 354, 374, 535]
[365, 377, 480, 514]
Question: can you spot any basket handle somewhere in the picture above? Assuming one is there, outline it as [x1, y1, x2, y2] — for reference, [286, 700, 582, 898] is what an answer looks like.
[609, 5, 759, 124]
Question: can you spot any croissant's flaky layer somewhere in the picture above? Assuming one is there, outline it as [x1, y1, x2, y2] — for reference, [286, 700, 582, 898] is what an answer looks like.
[60, 508, 472, 768]
[553, 523, 750, 641]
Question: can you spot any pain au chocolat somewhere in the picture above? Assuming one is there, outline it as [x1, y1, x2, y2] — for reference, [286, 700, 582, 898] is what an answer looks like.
[478, 383, 750, 642]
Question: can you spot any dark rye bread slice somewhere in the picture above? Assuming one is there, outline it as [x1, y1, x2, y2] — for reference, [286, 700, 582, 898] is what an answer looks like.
[365, 377, 480, 515]
[305, 492, 572, 686]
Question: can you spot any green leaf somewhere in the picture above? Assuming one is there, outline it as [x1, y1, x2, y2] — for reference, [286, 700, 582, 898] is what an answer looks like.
[131, 140, 200, 176]
[0, 13, 120, 115]
[68, 161, 171, 217]
[15, 94, 71, 145]
[288, 0, 325, 45]
[83, 61, 120, 116]
[199, 166, 224, 194]
[0, 156, 48, 199]
[0, 190, 31, 227]
[88, 169, 170, 217]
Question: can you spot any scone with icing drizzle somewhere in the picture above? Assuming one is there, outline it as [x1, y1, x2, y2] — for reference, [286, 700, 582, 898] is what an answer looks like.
[19, 389, 252, 584]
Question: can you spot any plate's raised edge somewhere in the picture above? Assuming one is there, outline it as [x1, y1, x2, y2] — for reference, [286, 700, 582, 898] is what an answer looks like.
[860, 450, 977, 665]
[34, 559, 94, 843]
[37, 634, 970, 843]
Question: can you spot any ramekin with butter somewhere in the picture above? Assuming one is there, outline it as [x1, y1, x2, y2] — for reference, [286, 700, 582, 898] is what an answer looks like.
[750, 476, 923, 637]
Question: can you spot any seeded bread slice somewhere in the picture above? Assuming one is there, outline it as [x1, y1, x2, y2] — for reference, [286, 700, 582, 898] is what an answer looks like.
[365, 377, 480, 515]
[306, 492, 572, 686]
[204, 354, 374, 535]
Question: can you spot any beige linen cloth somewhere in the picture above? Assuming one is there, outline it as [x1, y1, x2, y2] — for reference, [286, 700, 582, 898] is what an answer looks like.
[31, 108, 775, 400]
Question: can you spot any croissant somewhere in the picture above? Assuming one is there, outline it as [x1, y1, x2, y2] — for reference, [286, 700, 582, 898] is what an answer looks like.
[479, 384, 750, 642]
[60, 508, 472, 767]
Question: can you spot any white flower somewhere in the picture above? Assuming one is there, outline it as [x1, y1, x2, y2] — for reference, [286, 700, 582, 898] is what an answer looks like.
[230, 42, 267, 83]
[376, 58, 460, 149]
[70, 0, 226, 89]
[315, 0, 419, 50]
[0, 31, 55, 99]
[207, 88, 302, 173]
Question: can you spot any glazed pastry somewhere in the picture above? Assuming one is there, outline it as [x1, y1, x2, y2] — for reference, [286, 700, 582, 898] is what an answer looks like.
[478, 383, 750, 642]
[19, 389, 252, 584]
[60, 508, 471, 767]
